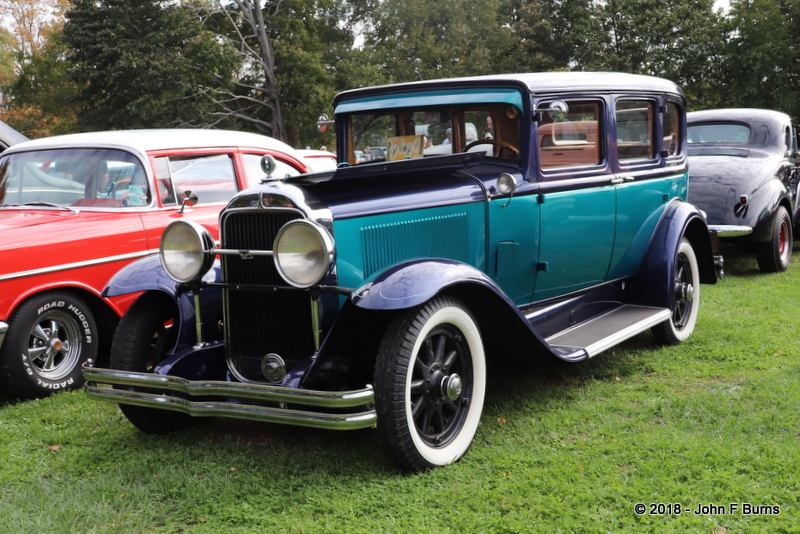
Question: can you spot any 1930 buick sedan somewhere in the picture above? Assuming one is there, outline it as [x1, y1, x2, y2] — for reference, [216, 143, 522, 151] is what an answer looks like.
[84, 73, 717, 471]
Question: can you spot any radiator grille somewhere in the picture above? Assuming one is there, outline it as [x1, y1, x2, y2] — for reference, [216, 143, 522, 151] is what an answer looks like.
[220, 209, 314, 382]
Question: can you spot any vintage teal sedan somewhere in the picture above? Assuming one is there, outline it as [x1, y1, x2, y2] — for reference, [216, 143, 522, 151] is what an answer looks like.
[85, 73, 717, 471]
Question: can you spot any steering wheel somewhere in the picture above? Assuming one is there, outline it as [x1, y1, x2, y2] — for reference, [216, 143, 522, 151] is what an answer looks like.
[463, 139, 520, 158]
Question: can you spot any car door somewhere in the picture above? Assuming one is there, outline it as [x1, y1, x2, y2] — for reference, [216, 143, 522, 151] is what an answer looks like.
[138, 150, 243, 250]
[608, 97, 686, 278]
[533, 98, 616, 301]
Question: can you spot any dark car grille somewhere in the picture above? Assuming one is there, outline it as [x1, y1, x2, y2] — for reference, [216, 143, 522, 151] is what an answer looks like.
[220, 209, 315, 382]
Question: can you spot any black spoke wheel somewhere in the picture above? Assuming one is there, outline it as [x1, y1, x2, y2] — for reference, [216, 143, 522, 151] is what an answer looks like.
[652, 238, 700, 345]
[374, 296, 486, 471]
[0, 292, 97, 399]
[757, 206, 793, 273]
[111, 292, 193, 434]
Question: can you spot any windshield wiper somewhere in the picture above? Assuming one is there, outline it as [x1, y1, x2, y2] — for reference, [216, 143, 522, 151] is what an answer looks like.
[20, 201, 74, 211]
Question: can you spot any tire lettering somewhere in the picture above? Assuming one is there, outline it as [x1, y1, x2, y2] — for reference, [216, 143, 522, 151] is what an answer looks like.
[68, 304, 93, 342]
[35, 377, 74, 389]
[38, 301, 65, 315]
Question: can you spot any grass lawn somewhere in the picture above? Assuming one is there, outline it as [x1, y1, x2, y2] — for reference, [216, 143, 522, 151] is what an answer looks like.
[1, 247, 799, 533]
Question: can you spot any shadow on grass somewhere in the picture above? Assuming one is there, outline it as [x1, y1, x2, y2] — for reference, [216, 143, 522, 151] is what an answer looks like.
[717, 241, 800, 277]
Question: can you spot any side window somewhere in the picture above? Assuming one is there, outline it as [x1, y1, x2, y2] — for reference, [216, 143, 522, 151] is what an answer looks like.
[160, 153, 238, 205]
[242, 153, 302, 187]
[785, 127, 792, 156]
[616, 100, 655, 161]
[538, 100, 602, 169]
[663, 101, 682, 157]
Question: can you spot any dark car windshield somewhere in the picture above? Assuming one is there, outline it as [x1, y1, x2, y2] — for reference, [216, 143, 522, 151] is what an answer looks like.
[0, 148, 148, 208]
[688, 123, 751, 144]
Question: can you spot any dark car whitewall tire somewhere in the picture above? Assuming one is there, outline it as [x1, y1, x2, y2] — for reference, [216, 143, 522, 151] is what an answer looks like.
[0, 292, 97, 399]
[652, 238, 700, 345]
[374, 296, 486, 471]
[111, 292, 193, 434]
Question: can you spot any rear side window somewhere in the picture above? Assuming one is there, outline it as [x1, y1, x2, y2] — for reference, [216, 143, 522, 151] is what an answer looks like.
[616, 100, 655, 161]
[538, 100, 602, 169]
[155, 154, 238, 205]
[663, 102, 682, 157]
[242, 153, 303, 187]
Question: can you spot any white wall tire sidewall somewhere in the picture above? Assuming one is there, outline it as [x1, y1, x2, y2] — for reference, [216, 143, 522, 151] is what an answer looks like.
[671, 239, 700, 342]
[404, 305, 486, 467]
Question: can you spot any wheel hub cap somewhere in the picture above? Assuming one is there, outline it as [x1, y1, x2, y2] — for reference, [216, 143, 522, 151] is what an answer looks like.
[441, 373, 463, 401]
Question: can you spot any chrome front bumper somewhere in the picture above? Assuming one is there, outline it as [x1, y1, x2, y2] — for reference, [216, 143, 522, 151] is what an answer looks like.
[0, 321, 7, 350]
[83, 365, 376, 431]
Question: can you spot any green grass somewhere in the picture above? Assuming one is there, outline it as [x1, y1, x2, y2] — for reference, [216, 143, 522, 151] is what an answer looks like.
[2, 247, 799, 533]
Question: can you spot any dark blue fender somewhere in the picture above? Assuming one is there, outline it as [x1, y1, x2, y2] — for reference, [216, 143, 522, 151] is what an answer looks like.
[351, 259, 504, 310]
[101, 254, 225, 360]
[629, 200, 717, 308]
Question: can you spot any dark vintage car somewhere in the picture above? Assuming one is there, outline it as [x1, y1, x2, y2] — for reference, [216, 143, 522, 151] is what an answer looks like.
[687, 108, 800, 272]
[84, 72, 717, 471]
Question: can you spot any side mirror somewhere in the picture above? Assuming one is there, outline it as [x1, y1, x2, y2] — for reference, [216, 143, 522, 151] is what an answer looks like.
[179, 190, 198, 213]
[534, 100, 569, 122]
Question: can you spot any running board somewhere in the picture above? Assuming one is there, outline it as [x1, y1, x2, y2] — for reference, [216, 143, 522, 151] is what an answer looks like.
[545, 305, 671, 358]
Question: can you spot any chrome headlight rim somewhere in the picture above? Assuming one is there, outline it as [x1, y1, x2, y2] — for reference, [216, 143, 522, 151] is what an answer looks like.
[159, 220, 216, 284]
[273, 219, 335, 289]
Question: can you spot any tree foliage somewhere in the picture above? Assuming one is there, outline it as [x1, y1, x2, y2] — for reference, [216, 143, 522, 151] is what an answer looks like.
[0, 0, 798, 144]
[62, 0, 239, 131]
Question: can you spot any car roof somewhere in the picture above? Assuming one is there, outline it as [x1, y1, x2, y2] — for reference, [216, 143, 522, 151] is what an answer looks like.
[3, 129, 301, 160]
[334, 71, 684, 105]
[687, 108, 792, 125]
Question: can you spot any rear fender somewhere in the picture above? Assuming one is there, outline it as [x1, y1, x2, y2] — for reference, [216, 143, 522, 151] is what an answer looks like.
[629, 200, 716, 308]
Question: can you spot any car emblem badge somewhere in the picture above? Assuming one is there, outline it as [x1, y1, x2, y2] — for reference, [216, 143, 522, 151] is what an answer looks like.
[238, 250, 254, 260]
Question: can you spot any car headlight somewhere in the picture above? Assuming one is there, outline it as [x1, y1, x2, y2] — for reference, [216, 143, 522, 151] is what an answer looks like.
[273, 220, 334, 288]
[160, 220, 216, 283]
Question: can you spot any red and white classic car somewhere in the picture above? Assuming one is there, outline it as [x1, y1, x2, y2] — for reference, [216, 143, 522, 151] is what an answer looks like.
[0, 129, 309, 399]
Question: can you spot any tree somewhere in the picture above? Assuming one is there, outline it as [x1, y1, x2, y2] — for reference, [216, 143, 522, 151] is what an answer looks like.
[2, 29, 78, 137]
[201, 0, 366, 146]
[62, 0, 239, 131]
[366, 0, 514, 83]
[0, 0, 69, 58]
[721, 0, 797, 115]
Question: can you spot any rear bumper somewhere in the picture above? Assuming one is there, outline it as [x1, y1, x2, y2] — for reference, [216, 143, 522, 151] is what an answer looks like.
[708, 224, 752, 237]
[83, 365, 376, 431]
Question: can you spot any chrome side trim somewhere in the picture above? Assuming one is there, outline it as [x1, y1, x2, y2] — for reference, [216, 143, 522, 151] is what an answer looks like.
[83, 367, 376, 431]
[708, 225, 752, 237]
[0, 249, 159, 282]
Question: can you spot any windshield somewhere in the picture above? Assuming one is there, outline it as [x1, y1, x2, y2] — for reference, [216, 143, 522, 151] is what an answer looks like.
[0, 148, 148, 208]
[345, 104, 522, 166]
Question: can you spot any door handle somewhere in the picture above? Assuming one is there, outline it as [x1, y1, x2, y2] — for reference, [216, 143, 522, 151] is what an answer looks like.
[611, 175, 635, 184]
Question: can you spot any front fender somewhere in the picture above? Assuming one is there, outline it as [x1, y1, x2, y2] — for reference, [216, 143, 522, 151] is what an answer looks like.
[351, 259, 503, 310]
[102, 255, 221, 298]
[630, 200, 716, 308]
[101, 255, 224, 353]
